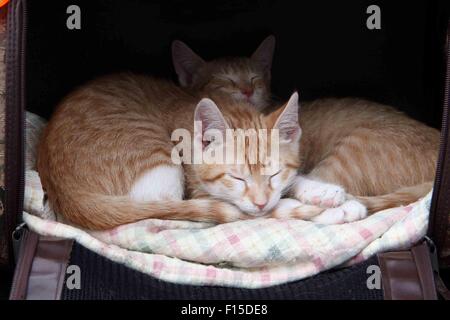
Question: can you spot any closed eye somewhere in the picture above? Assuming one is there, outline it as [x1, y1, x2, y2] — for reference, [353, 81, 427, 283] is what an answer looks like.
[227, 78, 237, 87]
[250, 76, 261, 85]
[269, 170, 282, 184]
[270, 170, 281, 178]
[211, 84, 225, 90]
[227, 174, 247, 183]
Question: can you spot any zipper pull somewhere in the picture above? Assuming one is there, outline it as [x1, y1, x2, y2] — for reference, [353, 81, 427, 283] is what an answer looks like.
[424, 236, 440, 275]
[11, 222, 27, 264]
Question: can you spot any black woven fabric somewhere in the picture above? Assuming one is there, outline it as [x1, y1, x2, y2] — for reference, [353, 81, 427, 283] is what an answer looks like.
[61, 242, 383, 300]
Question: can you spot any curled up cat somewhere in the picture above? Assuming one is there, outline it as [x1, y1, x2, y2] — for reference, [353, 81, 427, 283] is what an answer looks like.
[38, 74, 364, 230]
[38, 36, 439, 230]
[172, 36, 440, 224]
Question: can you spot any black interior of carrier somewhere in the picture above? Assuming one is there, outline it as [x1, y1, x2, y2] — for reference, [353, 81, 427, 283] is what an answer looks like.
[5, 0, 449, 300]
[26, 0, 448, 129]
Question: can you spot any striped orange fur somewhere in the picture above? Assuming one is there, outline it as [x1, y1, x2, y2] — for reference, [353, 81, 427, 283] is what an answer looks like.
[180, 40, 440, 216]
[172, 36, 275, 109]
[297, 98, 439, 213]
[38, 74, 317, 229]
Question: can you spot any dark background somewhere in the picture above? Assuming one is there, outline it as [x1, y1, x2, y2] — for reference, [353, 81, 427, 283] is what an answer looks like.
[26, 0, 449, 128]
[3, 1, 446, 300]
[0, 0, 450, 299]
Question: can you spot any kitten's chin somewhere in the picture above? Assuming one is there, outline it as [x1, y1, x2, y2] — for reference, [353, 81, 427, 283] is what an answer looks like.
[249, 96, 269, 110]
[244, 210, 271, 218]
[230, 94, 266, 110]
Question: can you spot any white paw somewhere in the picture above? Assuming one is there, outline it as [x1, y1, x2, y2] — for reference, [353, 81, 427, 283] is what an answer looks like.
[271, 199, 325, 220]
[311, 200, 367, 224]
[271, 199, 304, 219]
[294, 177, 346, 208]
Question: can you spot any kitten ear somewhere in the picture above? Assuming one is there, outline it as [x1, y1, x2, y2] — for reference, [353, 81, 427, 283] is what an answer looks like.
[273, 92, 301, 143]
[172, 40, 206, 87]
[251, 35, 276, 77]
[194, 98, 229, 149]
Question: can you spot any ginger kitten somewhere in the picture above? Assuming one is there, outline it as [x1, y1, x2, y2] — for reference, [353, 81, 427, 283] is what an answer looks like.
[296, 98, 439, 214]
[38, 74, 362, 230]
[176, 37, 440, 219]
[172, 36, 275, 109]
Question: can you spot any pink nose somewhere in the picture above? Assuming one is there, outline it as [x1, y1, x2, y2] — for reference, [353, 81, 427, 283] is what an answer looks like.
[254, 201, 268, 211]
[241, 88, 253, 98]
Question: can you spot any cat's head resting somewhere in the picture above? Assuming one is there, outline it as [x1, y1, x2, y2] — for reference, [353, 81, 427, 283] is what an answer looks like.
[172, 36, 275, 110]
[192, 92, 301, 216]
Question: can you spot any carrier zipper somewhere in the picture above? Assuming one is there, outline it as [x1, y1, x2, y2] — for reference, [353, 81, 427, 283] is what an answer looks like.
[8, 227, 39, 300]
[4, 0, 26, 269]
[428, 20, 450, 250]
[11, 222, 26, 264]
[8, 222, 27, 298]
[17, 0, 26, 238]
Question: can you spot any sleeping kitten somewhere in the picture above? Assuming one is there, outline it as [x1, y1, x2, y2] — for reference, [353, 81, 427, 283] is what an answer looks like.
[172, 36, 275, 109]
[176, 37, 439, 221]
[38, 74, 364, 230]
[295, 98, 438, 215]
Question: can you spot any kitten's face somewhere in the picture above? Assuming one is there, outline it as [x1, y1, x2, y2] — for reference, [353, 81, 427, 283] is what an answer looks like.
[200, 59, 270, 108]
[192, 93, 301, 216]
[172, 36, 275, 110]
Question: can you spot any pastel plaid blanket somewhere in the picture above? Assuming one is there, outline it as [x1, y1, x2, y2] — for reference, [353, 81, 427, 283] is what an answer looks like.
[22, 112, 431, 288]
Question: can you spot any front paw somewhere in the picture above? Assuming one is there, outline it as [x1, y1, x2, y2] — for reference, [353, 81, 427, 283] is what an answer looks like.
[311, 200, 367, 224]
[293, 177, 346, 208]
[271, 198, 324, 220]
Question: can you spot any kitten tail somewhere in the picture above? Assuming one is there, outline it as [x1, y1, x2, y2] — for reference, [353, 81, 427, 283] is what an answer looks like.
[354, 182, 433, 214]
[53, 192, 245, 230]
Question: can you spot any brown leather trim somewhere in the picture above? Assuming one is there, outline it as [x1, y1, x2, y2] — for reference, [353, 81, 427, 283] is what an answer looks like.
[378, 243, 438, 300]
[26, 236, 73, 300]
[411, 243, 439, 300]
[9, 230, 73, 300]
[9, 229, 38, 300]
[435, 274, 450, 300]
